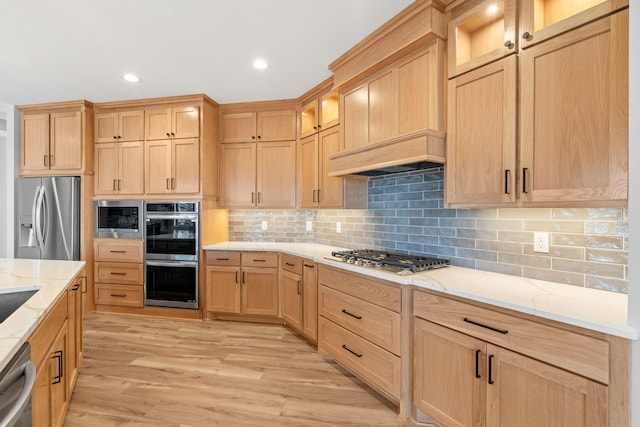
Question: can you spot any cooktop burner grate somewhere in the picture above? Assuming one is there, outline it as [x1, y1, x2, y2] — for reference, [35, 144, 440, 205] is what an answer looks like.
[330, 249, 449, 273]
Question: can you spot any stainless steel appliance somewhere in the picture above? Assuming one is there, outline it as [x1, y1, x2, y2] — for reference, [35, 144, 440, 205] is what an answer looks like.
[15, 176, 80, 261]
[0, 343, 35, 427]
[328, 249, 449, 275]
[144, 202, 199, 309]
[94, 200, 143, 239]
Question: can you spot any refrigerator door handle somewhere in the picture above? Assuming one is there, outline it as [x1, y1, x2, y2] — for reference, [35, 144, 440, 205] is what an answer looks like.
[33, 186, 46, 252]
[51, 177, 72, 260]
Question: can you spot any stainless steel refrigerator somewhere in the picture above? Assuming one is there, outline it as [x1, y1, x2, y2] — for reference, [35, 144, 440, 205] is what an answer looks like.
[15, 176, 81, 261]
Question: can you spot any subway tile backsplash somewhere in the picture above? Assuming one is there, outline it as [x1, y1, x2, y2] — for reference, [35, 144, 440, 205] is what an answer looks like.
[228, 167, 629, 293]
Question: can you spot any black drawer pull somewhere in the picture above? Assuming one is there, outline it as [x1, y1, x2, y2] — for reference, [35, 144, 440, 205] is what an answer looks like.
[303, 264, 315, 268]
[475, 349, 481, 379]
[253, 259, 266, 262]
[110, 272, 127, 276]
[110, 250, 126, 253]
[341, 344, 362, 358]
[52, 350, 63, 384]
[71, 284, 80, 291]
[463, 318, 508, 335]
[341, 309, 362, 320]
[285, 262, 295, 267]
[488, 354, 495, 385]
[216, 257, 230, 261]
[110, 293, 127, 297]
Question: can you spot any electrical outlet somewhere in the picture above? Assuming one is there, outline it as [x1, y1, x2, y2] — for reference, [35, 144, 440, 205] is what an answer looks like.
[533, 232, 549, 253]
[305, 221, 313, 231]
[261, 221, 268, 231]
[336, 222, 342, 233]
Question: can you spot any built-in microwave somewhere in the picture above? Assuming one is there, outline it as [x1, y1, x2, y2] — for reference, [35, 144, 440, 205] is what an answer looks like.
[94, 200, 143, 239]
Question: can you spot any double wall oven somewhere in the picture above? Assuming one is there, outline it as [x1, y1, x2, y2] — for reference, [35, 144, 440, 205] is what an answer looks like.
[144, 202, 199, 309]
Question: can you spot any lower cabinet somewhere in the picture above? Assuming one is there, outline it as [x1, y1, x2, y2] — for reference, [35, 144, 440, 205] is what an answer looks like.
[206, 251, 279, 317]
[94, 238, 144, 309]
[413, 290, 610, 426]
[280, 255, 318, 342]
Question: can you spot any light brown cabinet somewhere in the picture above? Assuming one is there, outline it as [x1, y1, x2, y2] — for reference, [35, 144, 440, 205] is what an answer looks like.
[145, 106, 200, 140]
[19, 101, 93, 176]
[145, 138, 200, 194]
[446, 1, 628, 207]
[219, 140, 296, 208]
[221, 110, 296, 143]
[94, 141, 144, 195]
[300, 91, 339, 139]
[280, 255, 318, 342]
[413, 290, 610, 426]
[94, 239, 144, 308]
[95, 110, 144, 142]
[206, 251, 279, 317]
[66, 276, 84, 392]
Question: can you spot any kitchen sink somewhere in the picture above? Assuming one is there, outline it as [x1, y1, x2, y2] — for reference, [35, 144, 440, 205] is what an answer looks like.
[0, 287, 42, 323]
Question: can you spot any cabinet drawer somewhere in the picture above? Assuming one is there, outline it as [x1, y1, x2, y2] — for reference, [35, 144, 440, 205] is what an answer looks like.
[319, 285, 401, 355]
[413, 290, 609, 384]
[319, 266, 401, 312]
[95, 262, 143, 285]
[319, 317, 400, 399]
[28, 295, 68, 369]
[94, 238, 143, 263]
[241, 252, 278, 268]
[206, 251, 241, 266]
[280, 254, 303, 275]
[96, 284, 143, 308]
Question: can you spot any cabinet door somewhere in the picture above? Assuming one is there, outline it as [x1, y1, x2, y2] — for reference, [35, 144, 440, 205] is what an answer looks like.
[319, 91, 340, 130]
[368, 70, 396, 144]
[21, 113, 50, 173]
[318, 127, 344, 208]
[298, 134, 319, 208]
[342, 85, 369, 151]
[446, 55, 517, 206]
[119, 110, 145, 141]
[221, 112, 257, 143]
[172, 138, 200, 194]
[206, 266, 241, 313]
[50, 111, 83, 171]
[256, 110, 296, 142]
[414, 318, 486, 427]
[95, 112, 119, 143]
[50, 322, 69, 427]
[257, 141, 296, 208]
[519, 11, 627, 204]
[119, 141, 144, 194]
[302, 262, 318, 342]
[67, 286, 79, 390]
[242, 267, 279, 316]
[32, 364, 52, 427]
[300, 99, 318, 139]
[219, 143, 257, 207]
[281, 270, 303, 332]
[172, 106, 200, 138]
[145, 108, 172, 140]
[94, 142, 119, 195]
[145, 140, 172, 194]
[485, 344, 608, 426]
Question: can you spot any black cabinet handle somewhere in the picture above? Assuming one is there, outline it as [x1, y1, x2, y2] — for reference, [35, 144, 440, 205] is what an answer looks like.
[216, 257, 230, 261]
[242, 271, 246, 283]
[253, 259, 266, 262]
[475, 349, 481, 379]
[463, 318, 508, 335]
[113, 136, 118, 139]
[72, 284, 80, 291]
[110, 272, 127, 276]
[488, 354, 495, 385]
[110, 293, 127, 297]
[341, 309, 362, 320]
[166, 133, 171, 137]
[285, 262, 295, 267]
[341, 344, 362, 358]
[235, 271, 239, 284]
[297, 281, 302, 295]
[522, 168, 529, 193]
[303, 264, 315, 268]
[504, 170, 511, 194]
[52, 350, 63, 384]
[110, 250, 126, 253]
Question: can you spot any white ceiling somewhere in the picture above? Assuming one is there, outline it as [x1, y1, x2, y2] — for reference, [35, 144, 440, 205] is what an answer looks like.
[0, 0, 414, 106]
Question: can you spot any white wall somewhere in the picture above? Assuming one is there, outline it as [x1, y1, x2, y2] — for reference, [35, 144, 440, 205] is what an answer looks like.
[0, 104, 16, 258]
[628, 2, 639, 426]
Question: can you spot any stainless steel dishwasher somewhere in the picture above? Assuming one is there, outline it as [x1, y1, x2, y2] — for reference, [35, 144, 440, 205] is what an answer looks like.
[0, 343, 35, 427]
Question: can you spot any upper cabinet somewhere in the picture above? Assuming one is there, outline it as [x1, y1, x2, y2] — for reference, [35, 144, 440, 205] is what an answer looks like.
[446, 0, 628, 207]
[19, 101, 93, 176]
[95, 110, 144, 143]
[328, 1, 447, 176]
[300, 90, 339, 139]
[221, 109, 296, 143]
[145, 106, 200, 140]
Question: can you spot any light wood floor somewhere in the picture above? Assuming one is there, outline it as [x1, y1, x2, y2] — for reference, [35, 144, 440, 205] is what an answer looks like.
[64, 313, 408, 426]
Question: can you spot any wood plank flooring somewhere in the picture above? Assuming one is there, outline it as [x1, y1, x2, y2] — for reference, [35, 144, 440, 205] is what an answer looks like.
[64, 313, 408, 426]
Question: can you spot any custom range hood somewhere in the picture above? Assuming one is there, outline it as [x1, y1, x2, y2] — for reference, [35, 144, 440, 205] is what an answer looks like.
[327, 0, 447, 177]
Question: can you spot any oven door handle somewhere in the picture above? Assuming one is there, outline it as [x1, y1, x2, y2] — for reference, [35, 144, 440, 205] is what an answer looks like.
[145, 214, 198, 221]
[145, 260, 199, 268]
[0, 360, 36, 427]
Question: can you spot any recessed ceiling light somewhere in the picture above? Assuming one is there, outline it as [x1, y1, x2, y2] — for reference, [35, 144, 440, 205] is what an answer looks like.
[253, 59, 268, 70]
[487, 4, 499, 14]
[123, 73, 140, 82]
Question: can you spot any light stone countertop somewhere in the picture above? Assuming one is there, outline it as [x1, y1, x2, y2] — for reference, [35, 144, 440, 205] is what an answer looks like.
[0, 258, 85, 369]
[204, 242, 639, 340]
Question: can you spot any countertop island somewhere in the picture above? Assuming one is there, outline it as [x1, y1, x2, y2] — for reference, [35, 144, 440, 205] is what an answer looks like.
[204, 242, 638, 340]
[0, 258, 85, 368]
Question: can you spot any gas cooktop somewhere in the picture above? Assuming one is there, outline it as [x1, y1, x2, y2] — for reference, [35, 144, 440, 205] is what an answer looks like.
[329, 249, 449, 275]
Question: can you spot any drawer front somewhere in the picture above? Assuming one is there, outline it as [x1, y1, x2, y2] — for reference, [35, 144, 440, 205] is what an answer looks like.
[319, 265, 401, 312]
[96, 284, 143, 308]
[413, 290, 610, 384]
[280, 254, 303, 275]
[95, 262, 143, 285]
[319, 285, 401, 355]
[241, 252, 279, 268]
[206, 251, 241, 266]
[94, 238, 143, 263]
[319, 317, 401, 399]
